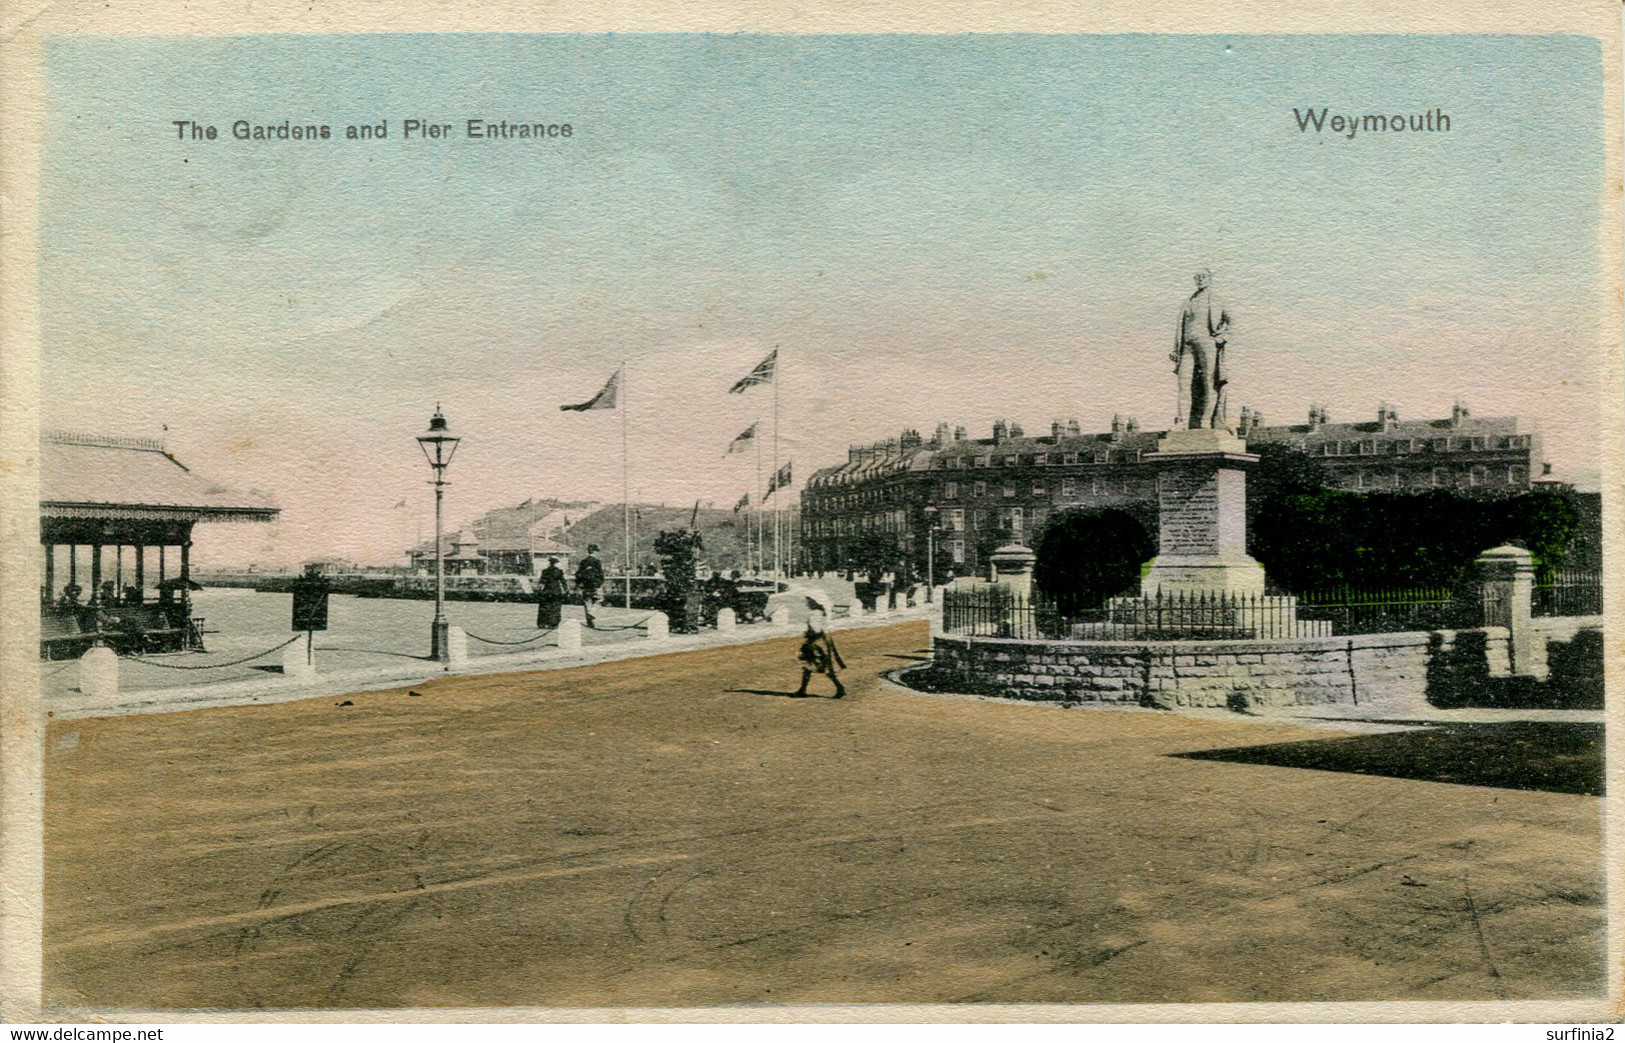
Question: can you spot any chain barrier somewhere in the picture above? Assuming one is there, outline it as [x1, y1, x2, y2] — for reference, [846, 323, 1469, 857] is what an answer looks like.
[586, 616, 653, 632]
[460, 627, 558, 646]
[124, 634, 303, 670]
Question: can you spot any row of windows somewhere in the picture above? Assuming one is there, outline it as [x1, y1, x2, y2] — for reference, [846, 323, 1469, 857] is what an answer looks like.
[1301, 434, 1531, 457]
[1338, 464, 1529, 489]
[937, 450, 1133, 470]
[940, 477, 1142, 500]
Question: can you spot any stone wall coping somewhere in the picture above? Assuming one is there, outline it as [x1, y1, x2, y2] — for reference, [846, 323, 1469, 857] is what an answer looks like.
[932, 628, 1510, 656]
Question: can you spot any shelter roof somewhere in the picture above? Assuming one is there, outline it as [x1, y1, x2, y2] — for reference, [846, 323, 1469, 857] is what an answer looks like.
[40, 431, 279, 523]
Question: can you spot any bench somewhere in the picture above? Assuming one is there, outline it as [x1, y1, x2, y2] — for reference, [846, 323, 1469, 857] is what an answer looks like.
[40, 610, 107, 660]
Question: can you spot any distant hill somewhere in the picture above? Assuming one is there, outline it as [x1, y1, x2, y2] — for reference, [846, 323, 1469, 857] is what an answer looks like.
[565, 504, 793, 574]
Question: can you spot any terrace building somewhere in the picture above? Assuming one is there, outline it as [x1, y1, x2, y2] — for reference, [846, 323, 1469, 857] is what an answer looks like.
[800, 403, 1544, 579]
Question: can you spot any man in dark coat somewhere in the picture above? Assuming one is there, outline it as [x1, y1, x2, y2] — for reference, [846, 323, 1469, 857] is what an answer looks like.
[536, 557, 567, 628]
[793, 611, 847, 698]
[575, 544, 606, 627]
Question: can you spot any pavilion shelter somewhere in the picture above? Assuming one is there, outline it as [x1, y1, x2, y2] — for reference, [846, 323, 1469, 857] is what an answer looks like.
[39, 431, 279, 658]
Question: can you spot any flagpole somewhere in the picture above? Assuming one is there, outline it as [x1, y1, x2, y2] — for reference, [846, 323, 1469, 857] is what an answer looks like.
[621, 360, 631, 608]
[754, 419, 763, 574]
[772, 346, 781, 579]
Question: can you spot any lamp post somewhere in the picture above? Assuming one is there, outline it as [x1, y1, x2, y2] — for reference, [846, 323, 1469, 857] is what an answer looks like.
[417, 406, 461, 662]
[923, 505, 939, 604]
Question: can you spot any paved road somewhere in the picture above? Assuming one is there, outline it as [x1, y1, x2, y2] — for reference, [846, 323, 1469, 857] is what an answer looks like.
[44, 621, 1605, 1010]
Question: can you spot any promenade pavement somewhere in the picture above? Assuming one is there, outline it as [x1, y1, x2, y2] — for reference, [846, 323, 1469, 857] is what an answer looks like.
[44, 620, 1605, 1011]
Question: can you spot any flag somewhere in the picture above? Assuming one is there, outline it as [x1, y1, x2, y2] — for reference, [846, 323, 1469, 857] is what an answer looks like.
[765, 460, 792, 497]
[560, 368, 620, 411]
[728, 349, 777, 394]
[724, 422, 757, 455]
[733, 492, 750, 513]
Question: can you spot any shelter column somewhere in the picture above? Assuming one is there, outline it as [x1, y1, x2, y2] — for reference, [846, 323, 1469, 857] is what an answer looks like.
[134, 545, 145, 599]
[90, 544, 102, 603]
[68, 544, 78, 589]
[44, 545, 55, 602]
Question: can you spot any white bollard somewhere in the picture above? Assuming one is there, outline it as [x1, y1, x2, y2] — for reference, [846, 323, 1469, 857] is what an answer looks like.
[770, 606, 791, 628]
[716, 607, 736, 632]
[445, 625, 468, 668]
[645, 611, 670, 643]
[281, 633, 316, 681]
[557, 618, 582, 653]
[78, 646, 119, 701]
[871, 599, 890, 619]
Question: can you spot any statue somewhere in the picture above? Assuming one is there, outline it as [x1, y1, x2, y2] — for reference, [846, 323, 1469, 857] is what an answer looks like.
[1171, 269, 1233, 429]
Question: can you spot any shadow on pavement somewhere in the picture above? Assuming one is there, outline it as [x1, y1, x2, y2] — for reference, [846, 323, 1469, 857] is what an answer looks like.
[728, 688, 841, 700]
[1173, 720, 1604, 796]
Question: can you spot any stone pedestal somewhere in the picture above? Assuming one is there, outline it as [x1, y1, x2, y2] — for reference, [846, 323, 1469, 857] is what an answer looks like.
[645, 611, 670, 643]
[78, 646, 119, 700]
[990, 543, 1037, 600]
[281, 632, 316, 681]
[716, 607, 736, 631]
[1477, 544, 1546, 679]
[1139, 427, 1264, 597]
[557, 618, 582, 653]
[444, 625, 468, 668]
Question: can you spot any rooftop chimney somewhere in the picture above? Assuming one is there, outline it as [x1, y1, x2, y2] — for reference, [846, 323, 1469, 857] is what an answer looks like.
[1067, 419, 1081, 436]
[1009, 421, 1024, 439]
[992, 420, 1008, 444]
[1451, 400, 1471, 428]
[954, 425, 967, 442]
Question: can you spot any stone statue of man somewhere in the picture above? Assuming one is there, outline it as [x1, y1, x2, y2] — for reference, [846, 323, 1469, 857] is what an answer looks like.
[1171, 269, 1232, 429]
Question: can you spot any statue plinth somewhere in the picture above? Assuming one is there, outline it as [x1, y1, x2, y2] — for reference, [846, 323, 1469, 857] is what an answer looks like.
[1139, 426, 1264, 597]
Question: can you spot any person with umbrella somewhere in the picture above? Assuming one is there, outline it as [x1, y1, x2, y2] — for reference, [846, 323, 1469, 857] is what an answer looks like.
[536, 556, 567, 628]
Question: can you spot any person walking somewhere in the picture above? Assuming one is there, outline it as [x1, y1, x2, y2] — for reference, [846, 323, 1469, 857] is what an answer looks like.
[793, 610, 847, 698]
[575, 544, 605, 627]
[536, 556, 567, 628]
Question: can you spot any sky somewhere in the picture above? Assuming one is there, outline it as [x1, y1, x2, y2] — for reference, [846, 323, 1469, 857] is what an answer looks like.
[40, 34, 1607, 566]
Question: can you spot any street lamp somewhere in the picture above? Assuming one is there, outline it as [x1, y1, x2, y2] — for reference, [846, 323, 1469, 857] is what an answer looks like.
[417, 406, 461, 662]
[923, 505, 939, 604]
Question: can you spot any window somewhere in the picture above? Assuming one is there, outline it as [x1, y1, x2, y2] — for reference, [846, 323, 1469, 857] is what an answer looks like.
[1470, 465, 1487, 487]
[1002, 482, 1016, 498]
[1062, 452, 1078, 465]
[1433, 467, 1450, 487]
[950, 539, 965, 564]
[1032, 482, 1045, 496]
[943, 481, 958, 499]
[1004, 455, 1018, 467]
[1062, 478, 1077, 496]
[974, 455, 990, 468]
[1011, 507, 1024, 532]
[973, 481, 986, 498]
[945, 508, 964, 532]
[1508, 465, 1528, 486]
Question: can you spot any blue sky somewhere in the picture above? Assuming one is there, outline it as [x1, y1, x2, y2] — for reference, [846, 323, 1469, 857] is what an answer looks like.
[41, 34, 1606, 563]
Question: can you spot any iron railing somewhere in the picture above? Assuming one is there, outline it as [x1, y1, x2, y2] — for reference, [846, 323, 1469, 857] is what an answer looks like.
[1293, 585, 1483, 635]
[940, 589, 1323, 641]
[941, 585, 1504, 641]
[1533, 569, 1603, 618]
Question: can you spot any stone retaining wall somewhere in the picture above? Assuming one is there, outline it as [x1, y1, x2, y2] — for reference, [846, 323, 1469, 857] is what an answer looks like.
[929, 628, 1513, 711]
